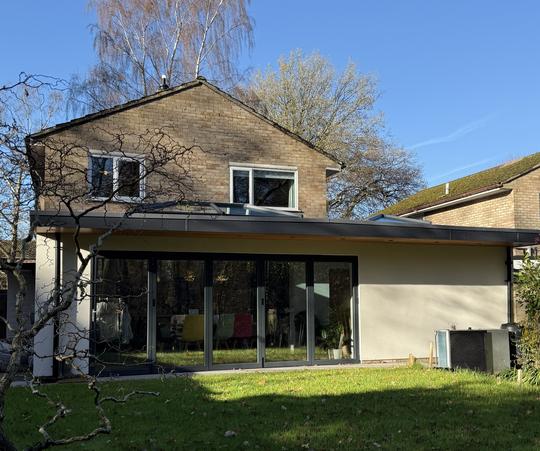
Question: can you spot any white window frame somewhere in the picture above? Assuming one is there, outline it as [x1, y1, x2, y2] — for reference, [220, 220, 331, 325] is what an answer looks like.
[229, 164, 299, 211]
[88, 150, 146, 202]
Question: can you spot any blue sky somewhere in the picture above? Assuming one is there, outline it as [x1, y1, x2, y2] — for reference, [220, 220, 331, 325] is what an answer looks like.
[1, 1, 539, 185]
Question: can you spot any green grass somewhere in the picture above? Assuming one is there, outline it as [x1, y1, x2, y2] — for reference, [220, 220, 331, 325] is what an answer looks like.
[98, 347, 339, 367]
[6, 367, 540, 450]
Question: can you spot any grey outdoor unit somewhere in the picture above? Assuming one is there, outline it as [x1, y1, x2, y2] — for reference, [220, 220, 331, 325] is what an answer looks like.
[485, 329, 511, 374]
[435, 329, 510, 374]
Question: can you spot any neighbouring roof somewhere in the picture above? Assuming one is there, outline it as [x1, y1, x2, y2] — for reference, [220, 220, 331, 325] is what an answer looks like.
[0, 240, 36, 261]
[0, 240, 36, 290]
[382, 152, 540, 216]
[27, 77, 342, 167]
[367, 214, 431, 225]
[32, 210, 540, 248]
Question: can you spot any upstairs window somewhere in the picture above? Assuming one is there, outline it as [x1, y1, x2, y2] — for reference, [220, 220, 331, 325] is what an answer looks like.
[89, 154, 144, 200]
[230, 166, 297, 209]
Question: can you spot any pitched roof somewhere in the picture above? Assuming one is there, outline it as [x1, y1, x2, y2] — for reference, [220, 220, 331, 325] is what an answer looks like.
[0, 240, 36, 290]
[27, 77, 342, 166]
[382, 151, 540, 216]
[0, 240, 36, 261]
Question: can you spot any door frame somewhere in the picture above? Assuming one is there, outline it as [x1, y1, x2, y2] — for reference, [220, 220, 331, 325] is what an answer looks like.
[91, 251, 359, 375]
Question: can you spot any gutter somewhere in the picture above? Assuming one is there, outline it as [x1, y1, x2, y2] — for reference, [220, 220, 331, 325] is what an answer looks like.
[400, 187, 510, 218]
[506, 247, 514, 324]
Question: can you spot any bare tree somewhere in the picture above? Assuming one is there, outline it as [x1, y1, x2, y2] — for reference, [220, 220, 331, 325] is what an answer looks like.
[0, 75, 201, 449]
[72, 0, 253, 112]
[0, 75, 67, 245]
[239, 50, 424, 218]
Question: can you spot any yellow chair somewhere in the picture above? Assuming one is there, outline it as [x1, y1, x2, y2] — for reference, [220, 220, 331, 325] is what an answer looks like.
[182, 314, 204, 350]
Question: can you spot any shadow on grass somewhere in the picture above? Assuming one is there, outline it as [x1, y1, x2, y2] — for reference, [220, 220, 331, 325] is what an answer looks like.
[7, 369, 540, 450]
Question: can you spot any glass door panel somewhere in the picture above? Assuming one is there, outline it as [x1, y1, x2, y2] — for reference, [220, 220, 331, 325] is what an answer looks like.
[156, 260, 205, 368]
[265, 261, 307, 362]
[314, 261, 353, 361]
[213, 260, 257, 365]
[93, 258, 148, 367]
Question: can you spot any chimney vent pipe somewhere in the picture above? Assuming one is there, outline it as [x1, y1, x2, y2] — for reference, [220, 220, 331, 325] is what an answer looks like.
[159, 75, 169, 91]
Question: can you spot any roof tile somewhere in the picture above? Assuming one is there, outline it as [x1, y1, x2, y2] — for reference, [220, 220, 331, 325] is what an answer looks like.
[382, 152, 540, 215]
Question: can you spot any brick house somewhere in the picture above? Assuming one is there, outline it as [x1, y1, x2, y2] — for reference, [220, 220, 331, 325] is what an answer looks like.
[21, 77, 538, 378]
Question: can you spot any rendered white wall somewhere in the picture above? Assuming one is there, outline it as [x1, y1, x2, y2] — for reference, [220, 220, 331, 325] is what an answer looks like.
[58, 237, 91, 375]
[33, 234, 56, 377]
[357, 245, 507, 360]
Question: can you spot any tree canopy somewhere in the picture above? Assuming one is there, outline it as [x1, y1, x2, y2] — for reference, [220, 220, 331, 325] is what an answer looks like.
[72, 0, 253, 112]
[241, 50, 424, 218]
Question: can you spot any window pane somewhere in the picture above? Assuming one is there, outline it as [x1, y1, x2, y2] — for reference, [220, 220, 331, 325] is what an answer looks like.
[233, 170, 249, 203]
[253, 170, 294, 180]
[93, 258, 148, 368]
[314, 261, 353, 360]
[90, 157, 113, 198]
[253, 170, 295, 208]
[118, 159, 141, 198]
[156, 260, 205, 368]
[265, 261, 307, 362]
[213, 260, 257, 364]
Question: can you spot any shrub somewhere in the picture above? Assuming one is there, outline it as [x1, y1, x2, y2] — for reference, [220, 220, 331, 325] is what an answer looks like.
[514, 253, 540, 370]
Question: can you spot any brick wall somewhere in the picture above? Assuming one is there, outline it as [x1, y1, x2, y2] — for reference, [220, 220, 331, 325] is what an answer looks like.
[420, 190, 516, 228]
[36, 83, 336, 218]
[510, 170, 540, 229]
[418, 168, 540, 230]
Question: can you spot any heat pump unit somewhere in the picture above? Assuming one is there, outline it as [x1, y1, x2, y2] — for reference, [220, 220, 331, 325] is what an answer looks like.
[435, 330, 487, 371]
[435, 329, 510, 373]
[485, 329, 511, 374]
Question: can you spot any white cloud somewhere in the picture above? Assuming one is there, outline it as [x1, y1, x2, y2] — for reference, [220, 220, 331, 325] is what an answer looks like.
[428, 157, 497, 183]
[407, 113, 496, 151]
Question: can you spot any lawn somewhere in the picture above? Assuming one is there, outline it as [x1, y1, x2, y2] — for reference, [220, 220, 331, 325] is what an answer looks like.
[6, 367, 540, 450]
[97, 346, 339, 367]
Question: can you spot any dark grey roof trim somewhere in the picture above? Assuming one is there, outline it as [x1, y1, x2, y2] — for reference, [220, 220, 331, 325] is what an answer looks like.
[31, 211, 540, 247]
[26, 78, 342, 167]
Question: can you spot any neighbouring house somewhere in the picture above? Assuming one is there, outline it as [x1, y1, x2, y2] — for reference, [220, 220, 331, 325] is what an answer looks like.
[0, 241, 35, 340]
[0, 274, 6, 340]
[21, 77, 538, 378]
[380, 153, 540, 319]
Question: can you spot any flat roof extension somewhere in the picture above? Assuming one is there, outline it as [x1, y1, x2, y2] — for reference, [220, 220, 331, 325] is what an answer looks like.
[31, 211, 540, 247]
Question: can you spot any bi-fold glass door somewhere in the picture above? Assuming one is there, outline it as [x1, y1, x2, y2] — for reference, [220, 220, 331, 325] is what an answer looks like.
[91, 253, 357, 373]
[212, 259, 258, 365]
[92, 258, 149, 369]
[264, 260, 308, 364]
[154, 260, 205, 368]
